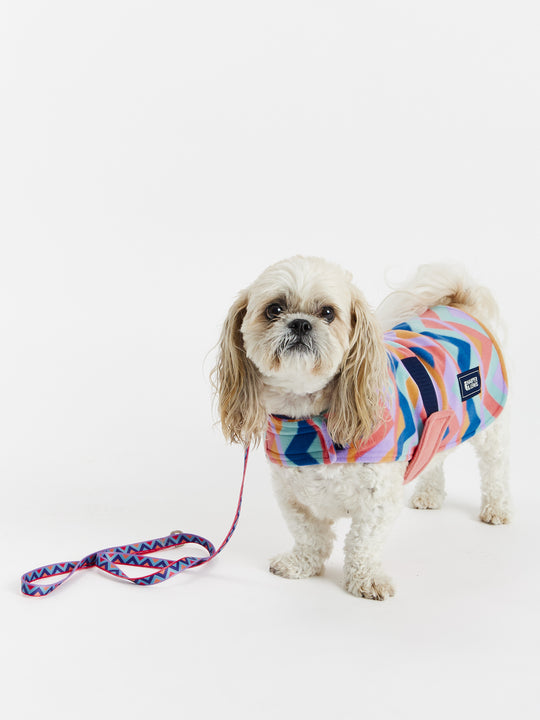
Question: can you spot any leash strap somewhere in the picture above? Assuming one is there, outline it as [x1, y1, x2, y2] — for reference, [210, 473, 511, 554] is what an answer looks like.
[21, 447, 249, 597]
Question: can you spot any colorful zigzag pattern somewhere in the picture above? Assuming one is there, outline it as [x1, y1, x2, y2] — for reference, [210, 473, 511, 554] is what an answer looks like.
[21, 448, 249, 597]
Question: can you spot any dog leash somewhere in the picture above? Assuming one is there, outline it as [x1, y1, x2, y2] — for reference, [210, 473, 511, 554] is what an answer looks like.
[21, 447, 250, 597]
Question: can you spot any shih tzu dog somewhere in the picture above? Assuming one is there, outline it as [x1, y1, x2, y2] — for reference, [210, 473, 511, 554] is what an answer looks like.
[213, 256, 510, 600]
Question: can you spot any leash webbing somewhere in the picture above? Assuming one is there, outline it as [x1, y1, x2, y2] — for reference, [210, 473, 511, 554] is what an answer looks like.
[21, 447, 250, 597]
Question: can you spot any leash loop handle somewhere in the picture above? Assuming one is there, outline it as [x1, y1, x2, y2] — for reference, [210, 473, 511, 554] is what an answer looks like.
[21, 448, 249, 597]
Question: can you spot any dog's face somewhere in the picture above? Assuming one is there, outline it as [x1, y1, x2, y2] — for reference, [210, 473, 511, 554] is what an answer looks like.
[214, 255, 388, 447]
[241, 257, 353, 394]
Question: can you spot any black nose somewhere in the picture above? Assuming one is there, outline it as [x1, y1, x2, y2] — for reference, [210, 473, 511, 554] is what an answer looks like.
[287, 318, 312, 337]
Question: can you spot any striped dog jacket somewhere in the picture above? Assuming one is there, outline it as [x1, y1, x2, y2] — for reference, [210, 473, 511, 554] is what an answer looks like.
[265, 305, 508, 482]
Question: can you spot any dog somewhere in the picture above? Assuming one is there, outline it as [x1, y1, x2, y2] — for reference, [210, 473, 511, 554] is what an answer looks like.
[213, 256, 511, 600]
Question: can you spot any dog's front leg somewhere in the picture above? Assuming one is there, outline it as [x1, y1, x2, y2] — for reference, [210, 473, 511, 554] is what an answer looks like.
[269, 468, 335, 579]
[343, 463, 405, 600]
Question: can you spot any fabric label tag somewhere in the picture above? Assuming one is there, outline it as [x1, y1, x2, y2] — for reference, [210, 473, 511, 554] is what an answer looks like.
[458, 367, 482, 400]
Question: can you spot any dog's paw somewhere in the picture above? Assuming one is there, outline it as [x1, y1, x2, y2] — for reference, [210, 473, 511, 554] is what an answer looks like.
[480, 503, 512, 525]
[410, 488, 445, 510]
[344, 572, 395, 601]
[269, 552, 324, 579]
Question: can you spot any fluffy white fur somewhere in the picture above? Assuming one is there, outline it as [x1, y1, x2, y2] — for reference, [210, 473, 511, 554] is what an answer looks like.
[213, 257, 511, 600]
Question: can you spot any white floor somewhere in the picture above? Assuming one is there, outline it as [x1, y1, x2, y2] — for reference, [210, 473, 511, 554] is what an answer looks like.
[4, 436, 538, 720]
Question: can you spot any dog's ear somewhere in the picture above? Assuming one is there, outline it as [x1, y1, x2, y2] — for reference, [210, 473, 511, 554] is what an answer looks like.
[327, 287, 389, 447]
[212, 290, 266, 446]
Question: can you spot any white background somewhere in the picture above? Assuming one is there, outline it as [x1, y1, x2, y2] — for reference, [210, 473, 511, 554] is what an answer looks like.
[1, 2, 539, 718]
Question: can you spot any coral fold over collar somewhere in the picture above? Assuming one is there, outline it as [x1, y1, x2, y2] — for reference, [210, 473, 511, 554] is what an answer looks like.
[265, 305, 508, 483]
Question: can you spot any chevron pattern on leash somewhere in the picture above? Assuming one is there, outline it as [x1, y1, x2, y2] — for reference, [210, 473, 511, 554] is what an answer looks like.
[21, 448, 249, 597]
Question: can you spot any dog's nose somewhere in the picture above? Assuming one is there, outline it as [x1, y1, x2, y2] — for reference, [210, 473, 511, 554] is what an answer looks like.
[288, 318, 312, 337]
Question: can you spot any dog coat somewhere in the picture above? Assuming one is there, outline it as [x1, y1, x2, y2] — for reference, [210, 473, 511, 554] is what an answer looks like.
[265, 305, 508, 483]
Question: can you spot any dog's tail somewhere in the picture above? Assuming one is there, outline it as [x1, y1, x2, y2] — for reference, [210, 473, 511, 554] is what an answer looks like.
[376, 263, 503, 336]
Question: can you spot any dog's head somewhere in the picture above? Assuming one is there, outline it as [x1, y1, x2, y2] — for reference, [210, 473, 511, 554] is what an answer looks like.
[213, 256, 388, 447]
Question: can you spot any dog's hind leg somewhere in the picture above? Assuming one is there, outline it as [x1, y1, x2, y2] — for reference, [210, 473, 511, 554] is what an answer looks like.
[409, 452, 447, 510]
[470, 414, 512, 524]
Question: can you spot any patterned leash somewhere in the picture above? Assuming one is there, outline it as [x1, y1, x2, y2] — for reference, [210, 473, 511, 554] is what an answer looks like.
[21, 448, 249, 597]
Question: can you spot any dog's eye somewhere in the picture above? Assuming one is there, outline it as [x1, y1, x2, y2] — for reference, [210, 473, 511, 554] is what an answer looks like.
[265, 303, 285, 320]
[319, 306, 335, 323]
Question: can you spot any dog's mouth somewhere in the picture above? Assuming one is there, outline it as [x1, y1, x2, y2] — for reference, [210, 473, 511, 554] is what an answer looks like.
[267, 332, 327, 375]
[286, 339, 309, 351]
[278, 335, 318, 357]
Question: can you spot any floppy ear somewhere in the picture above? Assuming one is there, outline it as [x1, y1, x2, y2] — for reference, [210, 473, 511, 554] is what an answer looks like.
[327, 287, 389, 447]
[212, 291, 266, 446]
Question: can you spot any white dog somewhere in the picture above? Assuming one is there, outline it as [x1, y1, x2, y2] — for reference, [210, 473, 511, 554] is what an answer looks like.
[213, 257, 511, 600]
